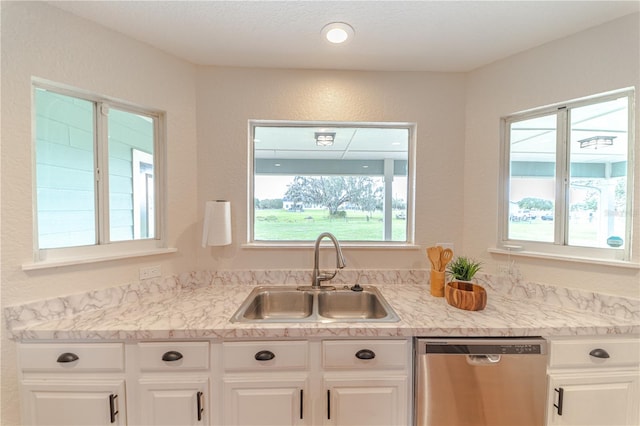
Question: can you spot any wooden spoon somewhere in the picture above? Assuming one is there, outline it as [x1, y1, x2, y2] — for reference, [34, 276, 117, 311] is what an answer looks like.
[440, 248, 454, 272]
[427, 247, 441, 271]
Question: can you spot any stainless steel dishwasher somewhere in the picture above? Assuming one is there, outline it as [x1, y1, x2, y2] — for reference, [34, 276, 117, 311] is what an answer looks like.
[415, 337, 547, 426]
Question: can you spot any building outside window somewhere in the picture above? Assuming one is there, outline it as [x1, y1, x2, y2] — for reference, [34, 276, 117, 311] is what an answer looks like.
[33, 83, 164, 262]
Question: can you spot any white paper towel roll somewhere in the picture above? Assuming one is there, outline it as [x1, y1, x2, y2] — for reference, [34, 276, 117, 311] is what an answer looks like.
[202, 200, 232, 247]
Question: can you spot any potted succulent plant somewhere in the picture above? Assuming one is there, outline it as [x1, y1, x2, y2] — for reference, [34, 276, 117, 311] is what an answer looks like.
[446, 256, 482, 283]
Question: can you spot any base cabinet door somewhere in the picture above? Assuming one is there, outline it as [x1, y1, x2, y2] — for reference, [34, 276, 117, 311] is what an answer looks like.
[547, 372, 640, 426]
[21, 380, 126, 426]
[223, 377, 308, 426]
[138, 378, 209, 425]
[324, 376, 408, 426]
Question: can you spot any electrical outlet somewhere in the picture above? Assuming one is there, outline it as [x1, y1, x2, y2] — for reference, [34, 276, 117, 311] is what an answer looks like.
[436, 242, 454, 252]
[139, 265, 161, 280]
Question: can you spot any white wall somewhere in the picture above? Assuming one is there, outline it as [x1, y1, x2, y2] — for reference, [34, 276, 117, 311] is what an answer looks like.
[1, 2, 639, 424]
[464, 13, 640, 298]
[0, 3, 198, 424]
[195, 67, 467, 271]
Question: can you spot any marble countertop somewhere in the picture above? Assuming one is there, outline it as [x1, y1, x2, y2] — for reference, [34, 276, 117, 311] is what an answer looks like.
[7, 279, 639, 341]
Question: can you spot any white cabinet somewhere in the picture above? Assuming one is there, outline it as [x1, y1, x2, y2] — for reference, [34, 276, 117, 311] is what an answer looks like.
[22, 380, 126, 426]
[220, 338, 411, 426]
[17, 338, 410, 426]
[132, 341, 211, 426]
[224, 377, 307, 425]
[18, 343, 126, 425]
[546, 336, 640, 426]
[138, 378, 208, 426]
[324, 376, 408, 426]
[322, 340, 411, 426]
[547, 372, 639, 425]
[222, 341, 310, 425]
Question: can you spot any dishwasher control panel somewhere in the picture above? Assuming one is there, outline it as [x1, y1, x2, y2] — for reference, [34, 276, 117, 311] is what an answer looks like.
[419, 337, 546, 355]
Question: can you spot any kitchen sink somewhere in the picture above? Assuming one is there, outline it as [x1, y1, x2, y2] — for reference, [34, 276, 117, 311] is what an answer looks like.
[240, 289, 313, 320]
[317, 290, 389, 319]
[230, 285, 400, 323]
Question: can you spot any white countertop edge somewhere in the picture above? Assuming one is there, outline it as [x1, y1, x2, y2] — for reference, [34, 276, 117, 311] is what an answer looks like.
[9, 325, 640, 342]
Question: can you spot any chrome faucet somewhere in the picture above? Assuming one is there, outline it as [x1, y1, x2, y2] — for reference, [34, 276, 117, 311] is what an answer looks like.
[311, 232, 346, 290]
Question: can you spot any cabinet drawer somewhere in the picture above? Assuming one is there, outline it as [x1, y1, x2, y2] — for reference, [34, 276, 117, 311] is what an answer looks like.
[223, 341, 308, 371]
[19, 343, 124, 372]
[138, 341, 209, 371]
[548, 337, 640, 369]
[322, 339, 408, 370]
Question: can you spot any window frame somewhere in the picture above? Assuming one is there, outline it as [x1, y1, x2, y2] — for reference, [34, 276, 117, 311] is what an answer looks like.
[30, 80, 167, 265]
[498, 88, 635, 262]
[247, 120, 417, 246]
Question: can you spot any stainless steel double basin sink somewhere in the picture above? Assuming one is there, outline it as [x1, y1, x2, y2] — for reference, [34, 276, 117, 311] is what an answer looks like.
[230, 285, 400, 323]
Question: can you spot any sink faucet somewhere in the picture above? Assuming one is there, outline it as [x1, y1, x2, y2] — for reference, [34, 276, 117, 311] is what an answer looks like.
[311, 232, 346, 289]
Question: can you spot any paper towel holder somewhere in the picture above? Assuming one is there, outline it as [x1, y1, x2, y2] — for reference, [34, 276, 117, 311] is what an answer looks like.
[202, 200, 232, 247]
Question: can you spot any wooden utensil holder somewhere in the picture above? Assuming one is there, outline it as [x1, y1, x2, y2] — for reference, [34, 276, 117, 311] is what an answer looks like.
[430, 270, 445, 297]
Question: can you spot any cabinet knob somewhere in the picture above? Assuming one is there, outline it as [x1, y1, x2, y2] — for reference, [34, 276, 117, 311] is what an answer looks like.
[161, 351, 184, 362]
[589, 348, 610, 359]
[255, 350, 276, 361]
[56, 352, 79, 363]
[355, 349, 376, 360]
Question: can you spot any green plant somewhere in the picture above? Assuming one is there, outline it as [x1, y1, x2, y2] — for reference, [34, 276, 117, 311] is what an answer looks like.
[446, 256, 482, 281]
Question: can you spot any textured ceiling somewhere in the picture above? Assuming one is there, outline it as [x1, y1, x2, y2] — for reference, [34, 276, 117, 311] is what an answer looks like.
[49, 1, 639, 72]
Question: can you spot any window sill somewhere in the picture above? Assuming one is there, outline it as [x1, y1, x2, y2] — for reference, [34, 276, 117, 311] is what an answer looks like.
[242, 242, 421, 250]
[22, 247, 178, 271]
[488, 247, 640, 269]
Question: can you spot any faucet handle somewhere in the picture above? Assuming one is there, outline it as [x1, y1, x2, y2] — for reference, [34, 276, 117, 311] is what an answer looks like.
[318, 271, 337, 281]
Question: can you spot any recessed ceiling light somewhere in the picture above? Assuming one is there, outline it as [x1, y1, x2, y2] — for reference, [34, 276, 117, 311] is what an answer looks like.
[315, 131, 336, 146]
[321, 22, 354, 44]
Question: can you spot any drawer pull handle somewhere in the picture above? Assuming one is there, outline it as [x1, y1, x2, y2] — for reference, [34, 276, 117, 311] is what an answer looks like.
[109, 394, 119, 423]
[197, 391, 204, 421]
[554, 387, 564, 416]
[255, 350, 276, 361]
[162, 351, 184, 362]
[589, 348, 610, 359]
[56, 352, 79, 363]
[300, 389, 304, 419]
[355, 349, 376, 360]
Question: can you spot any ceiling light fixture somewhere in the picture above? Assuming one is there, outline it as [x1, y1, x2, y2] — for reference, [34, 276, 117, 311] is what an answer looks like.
[321, 22, 354, 44]
[579, 135, 616, 149]
[315, 131, 336, 146]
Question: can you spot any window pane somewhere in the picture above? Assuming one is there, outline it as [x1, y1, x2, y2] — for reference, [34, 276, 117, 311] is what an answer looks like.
[568, 96, 628, 249]
[108, 108, 155, 241]
[508, 114, 556, 242]
[253, 124, 409, 242]
[35, 89, 96, 249]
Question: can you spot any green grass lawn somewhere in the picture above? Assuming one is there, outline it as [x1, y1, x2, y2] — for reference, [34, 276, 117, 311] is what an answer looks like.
[254, 209, 407, 241]
[509, 219, 604, 246]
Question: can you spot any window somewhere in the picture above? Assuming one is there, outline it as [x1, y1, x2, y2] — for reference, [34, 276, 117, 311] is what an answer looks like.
[500, 89, 634, 261]
[33, 83, 164, 262]
[250, 121, 414, 243]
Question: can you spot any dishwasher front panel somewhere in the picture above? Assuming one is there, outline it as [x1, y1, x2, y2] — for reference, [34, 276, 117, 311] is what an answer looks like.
[415, 338, 547, 426]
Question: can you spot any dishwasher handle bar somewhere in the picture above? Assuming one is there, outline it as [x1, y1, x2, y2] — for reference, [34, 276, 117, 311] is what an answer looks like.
[467, 354, 501, 365]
